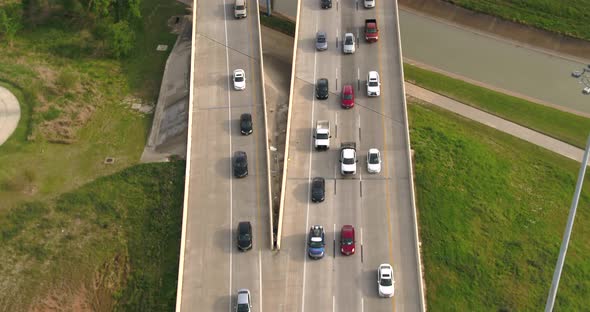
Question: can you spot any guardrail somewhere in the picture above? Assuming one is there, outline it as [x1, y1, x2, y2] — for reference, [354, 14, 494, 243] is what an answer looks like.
[393, 0, 427, 310]
[275, 0, 302, 250]
[175, 0, 197, 310]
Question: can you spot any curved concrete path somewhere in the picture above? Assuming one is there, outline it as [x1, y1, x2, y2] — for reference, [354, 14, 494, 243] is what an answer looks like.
[0, 86, 20, 145]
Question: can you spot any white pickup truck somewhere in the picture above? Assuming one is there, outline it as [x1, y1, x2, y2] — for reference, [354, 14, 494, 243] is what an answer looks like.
[314, 120, 331, 150]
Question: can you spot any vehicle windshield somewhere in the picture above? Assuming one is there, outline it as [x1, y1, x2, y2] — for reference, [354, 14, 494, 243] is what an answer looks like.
[235, 76, 244, 82]
[237, 303, 249, 312]
[369, 153, 379, 164]
[342, 237, 353, 245]
[368, 80, 378, 87]
[345, 37, 353, 45]
[316, 133, 329, 139]
[343, 94, 353, 100]
[381, 277, 392, 286]
[317, 36, 326, 43]
[236, 5, 245, 9]
[343, 157, 355, 165]
[367, 28, 377, 33]
[309, 241, 323, 248]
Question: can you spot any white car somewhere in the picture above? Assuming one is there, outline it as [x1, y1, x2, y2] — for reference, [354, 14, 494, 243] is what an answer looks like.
[343, 33, 356, 54]
[367, 148, 381, 173]
[583, 86, 590, 94]
[340, 146, 357, 175]
[367, 71, 381, 97]
[364, 0, 375, 8]
[233, 69, 246, 90]
[378, 263, 395, 298]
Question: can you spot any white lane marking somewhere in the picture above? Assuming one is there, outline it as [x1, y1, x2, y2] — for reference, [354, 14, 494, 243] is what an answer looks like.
[301, 13, 320, 312]
[335, 66, 338, 91]
[332, 295, 335, 312]
[360, 227, 363, 245]
[221, 0, 233, 310]
[336, 28, 339, 42]
[357, 67, 360, 81]
[361, 297, 364, 312]
[259, 249, 263, 312]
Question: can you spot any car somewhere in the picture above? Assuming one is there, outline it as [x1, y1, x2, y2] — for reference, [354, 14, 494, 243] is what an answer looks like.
[240, 113, 253, 135]
[235, 289, 252, 312]
[343, 33, 355, 54]
[377, 263, 395, 298]
[234, 0, 247, 18]
[316, 78, 329, 100]
[233, 69, 246, 90]
[572, 70, 583, 78]
[367, 148, 381, 173]
[316, 31, 328, 51]
[233, 151, 248, 178]
[311, 177, 325, 203]
[340, 225, 355, 255]
[320, 0, 332, 9]
[340, 142, 357, 175]
[341, 84, 354, 108]
[584, 86, 590, 94]
[308, 225, 325, 259]
[237, 221, 253, 251]
[366, 71, 381, 97]
[364, 0, 375, 8]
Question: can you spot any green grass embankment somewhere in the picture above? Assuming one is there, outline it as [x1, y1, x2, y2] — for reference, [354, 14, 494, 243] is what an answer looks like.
[409, 100, 590, 310]
[404, 63, 590, 149]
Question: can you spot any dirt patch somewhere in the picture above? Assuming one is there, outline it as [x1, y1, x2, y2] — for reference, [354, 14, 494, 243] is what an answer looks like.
[399, 0, 590, 62]
[261, 26, 294, 237]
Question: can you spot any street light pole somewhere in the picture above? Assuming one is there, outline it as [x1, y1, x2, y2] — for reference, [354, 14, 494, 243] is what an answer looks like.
[545, 133, 590, 311]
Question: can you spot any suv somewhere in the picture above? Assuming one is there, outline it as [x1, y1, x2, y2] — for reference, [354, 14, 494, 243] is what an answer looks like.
[366, 71, 381, 97]
[237, 221, 253, 251]
[233, 151, 248, 178]
[320, 0, 332, 9]
[364, 0, 375, 8]
[240, 113, 253, 135]
[234, 0, 247, 18]
[311, 177, 325, 203]
[308, 225, 325, 259]
[343, 33, 355, 54]
[235, 289, 252, 312]
[316, 78, 329, 100]
[340, 225, 355, 255]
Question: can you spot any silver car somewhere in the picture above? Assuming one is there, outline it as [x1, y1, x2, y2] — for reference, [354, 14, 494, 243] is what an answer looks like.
[235, 289, 252, 312]
[343, 33, 355, 54]
[316, 31, 328, 51]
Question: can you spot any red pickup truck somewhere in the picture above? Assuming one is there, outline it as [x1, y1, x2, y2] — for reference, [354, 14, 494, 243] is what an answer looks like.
[365, 19, 378, 43]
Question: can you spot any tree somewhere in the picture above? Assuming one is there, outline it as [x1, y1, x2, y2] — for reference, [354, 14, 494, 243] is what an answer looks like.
[108, 20, 134, 58]
[0, 5, 22, 47]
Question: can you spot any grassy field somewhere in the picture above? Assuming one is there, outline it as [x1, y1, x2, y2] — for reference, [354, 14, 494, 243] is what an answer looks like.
[0, 0, 186, 208]
[0, 162, 184, 311]
[448, 0, 590, 41]
[260, 13, 296, 37]
[404, 63, 590, 149]
[409, 100, 590, 310]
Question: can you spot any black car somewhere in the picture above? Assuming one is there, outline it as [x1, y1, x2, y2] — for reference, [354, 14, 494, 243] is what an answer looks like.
[316, 78, 329, 100]
[320, 0, 332, 9]
[233, 151, 248, 178]
[240, 113, 253, 135]
[311, 177, 325, 203]
[237, 221, 253, 251]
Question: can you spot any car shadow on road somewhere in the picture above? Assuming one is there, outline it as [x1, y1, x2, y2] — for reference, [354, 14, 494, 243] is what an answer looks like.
[216, 157, 232, 178]
[215, 227, 234, 255]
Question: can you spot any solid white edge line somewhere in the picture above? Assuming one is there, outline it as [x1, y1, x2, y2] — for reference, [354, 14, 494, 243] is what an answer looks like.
[393, 0, 427, 310]
[174, 0, 198, 310]
[222, 0, 234, 311]
[302, 13, 319, 312]
[259, 249, 263, 312]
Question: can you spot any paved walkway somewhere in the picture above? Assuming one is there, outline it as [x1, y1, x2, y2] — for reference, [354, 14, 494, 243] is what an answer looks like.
[405, 83, 587, 163]
[0, 86, 21, 146]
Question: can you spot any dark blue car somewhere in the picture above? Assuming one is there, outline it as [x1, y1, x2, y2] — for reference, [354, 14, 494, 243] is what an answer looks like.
[308, 225, 325, 259]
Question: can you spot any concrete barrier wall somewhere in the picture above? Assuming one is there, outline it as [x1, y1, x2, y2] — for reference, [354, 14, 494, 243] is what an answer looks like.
[275, 0, 301, 250]
[394, 0, 427, 310]
[253, 0, 276, 250]
[175, 0, 197, 311]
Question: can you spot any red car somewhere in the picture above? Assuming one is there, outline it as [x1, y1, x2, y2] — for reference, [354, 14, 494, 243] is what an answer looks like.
[341, 84, 354, 108]
[340, 225, 356, 255]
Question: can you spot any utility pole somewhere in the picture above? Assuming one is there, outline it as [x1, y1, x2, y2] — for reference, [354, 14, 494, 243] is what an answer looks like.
[544, 134, 590, 311]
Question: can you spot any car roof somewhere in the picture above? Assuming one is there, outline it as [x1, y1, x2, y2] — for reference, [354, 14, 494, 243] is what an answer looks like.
[345, 32, 354, 37]
[342, 149, 355, 158]
[238, 221, 251, 231]
[341, 225, 354, 237]
[235, 151, 247, 158]
[368, 71, 379, 79]
[237, 289, 250, 303]
[318, 78, 328, 84]
[241, 113, 252, 120]
[343, 85, 353, 93]
[317, 31, 326, 37]
[368, 148, 379, 154]
[234, 69, 244, 74]
[313, 177, 325, 183]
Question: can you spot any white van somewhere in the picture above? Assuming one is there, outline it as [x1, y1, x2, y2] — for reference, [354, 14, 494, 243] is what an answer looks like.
[235, 0, 247, 19]
[364, 0, 375, 8]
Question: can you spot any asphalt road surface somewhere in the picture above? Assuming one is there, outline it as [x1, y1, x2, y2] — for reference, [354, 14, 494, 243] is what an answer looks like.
[178, 0, 270, 311]
[277, 0, 424, 311]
